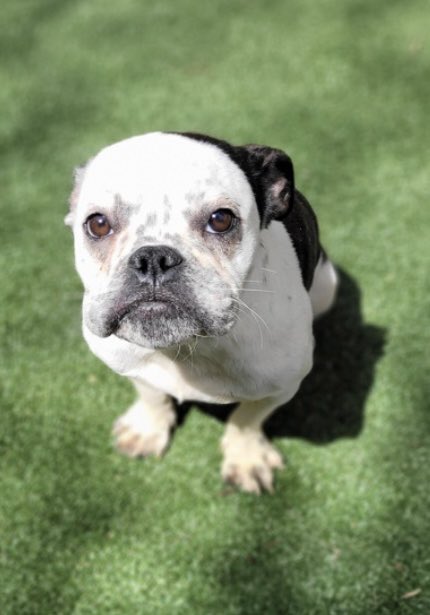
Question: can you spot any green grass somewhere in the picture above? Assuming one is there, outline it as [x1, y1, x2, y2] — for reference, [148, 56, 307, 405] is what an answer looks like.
[1, 0, 429, 613]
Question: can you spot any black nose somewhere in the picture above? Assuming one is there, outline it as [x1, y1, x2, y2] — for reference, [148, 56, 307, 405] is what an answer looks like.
[128, 245, 183, 284]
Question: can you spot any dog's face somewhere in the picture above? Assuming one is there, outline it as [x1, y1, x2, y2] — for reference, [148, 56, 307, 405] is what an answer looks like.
[67, 132, 294, 349]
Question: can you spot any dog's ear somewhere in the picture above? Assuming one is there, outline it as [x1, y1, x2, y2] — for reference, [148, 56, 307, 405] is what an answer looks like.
[65, 162, 89, 227]
[240, 145, 295, 228]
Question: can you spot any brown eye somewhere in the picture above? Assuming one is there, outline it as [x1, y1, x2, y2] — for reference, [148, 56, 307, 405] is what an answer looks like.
[85, 213, 113, 239]
[206, 209, 235, 234]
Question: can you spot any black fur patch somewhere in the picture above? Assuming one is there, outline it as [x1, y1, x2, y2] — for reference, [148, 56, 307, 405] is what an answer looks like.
[174, 132, 321, 290]
[282, 189, 321, 290]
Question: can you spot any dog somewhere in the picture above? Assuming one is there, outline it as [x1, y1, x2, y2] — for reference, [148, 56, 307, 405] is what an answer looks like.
[66, 131, 338, 494]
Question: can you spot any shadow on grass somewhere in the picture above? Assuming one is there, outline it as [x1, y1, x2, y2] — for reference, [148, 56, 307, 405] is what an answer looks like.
[177, 268, 386, 444]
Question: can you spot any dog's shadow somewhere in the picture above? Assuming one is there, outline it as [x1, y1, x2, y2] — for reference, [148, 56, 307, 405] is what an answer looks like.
[176, 268, 386, 444]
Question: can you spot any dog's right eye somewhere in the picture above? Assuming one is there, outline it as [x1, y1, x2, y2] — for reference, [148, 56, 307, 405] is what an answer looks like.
[84, 213, 113, 239]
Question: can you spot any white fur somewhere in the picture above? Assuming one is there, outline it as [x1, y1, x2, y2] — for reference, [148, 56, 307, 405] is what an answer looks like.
[70, 133, 337, 493]
[310, 256, 338, 318]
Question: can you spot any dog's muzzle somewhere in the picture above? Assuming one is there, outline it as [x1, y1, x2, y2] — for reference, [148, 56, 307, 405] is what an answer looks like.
[84, 243, 236, 348]
[109, 245, 185, 333]
[97, 244, 199, 347]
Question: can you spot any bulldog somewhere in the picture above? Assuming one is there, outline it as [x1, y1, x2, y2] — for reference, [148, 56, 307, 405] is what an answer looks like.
[66, 131, 338, 494]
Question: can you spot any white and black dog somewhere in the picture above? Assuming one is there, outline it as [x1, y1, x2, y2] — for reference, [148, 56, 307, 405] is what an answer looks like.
[66, 132, 338, 493]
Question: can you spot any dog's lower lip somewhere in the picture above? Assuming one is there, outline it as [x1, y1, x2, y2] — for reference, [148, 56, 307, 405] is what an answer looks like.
[104, 299, 174, 336]
[117, 299, 174, 322]
[134, 301, 171, 312]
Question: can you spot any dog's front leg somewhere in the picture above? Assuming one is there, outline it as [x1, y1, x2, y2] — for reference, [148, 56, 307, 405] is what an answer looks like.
[221, 398, 289, 494]
[113, 379, 176, 458]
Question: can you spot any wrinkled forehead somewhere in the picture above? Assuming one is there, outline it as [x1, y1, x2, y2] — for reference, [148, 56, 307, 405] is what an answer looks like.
[77, 133, 256, 219]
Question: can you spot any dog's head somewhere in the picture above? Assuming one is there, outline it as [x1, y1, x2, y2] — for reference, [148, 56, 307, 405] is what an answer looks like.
[67, 132, 294, 349]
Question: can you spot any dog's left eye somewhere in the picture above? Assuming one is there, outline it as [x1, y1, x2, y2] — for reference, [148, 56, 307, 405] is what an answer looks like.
[206, 209, 236, 234]
[84, 213, 113, 239]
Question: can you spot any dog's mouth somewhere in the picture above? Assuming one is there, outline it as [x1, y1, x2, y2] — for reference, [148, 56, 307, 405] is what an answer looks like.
[85, 284, 237, 349]
[106, 297, 180, 336]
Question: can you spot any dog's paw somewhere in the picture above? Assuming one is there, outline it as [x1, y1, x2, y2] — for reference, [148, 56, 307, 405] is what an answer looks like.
[113, 402, 175, 459]
[221, 426, 284, 494]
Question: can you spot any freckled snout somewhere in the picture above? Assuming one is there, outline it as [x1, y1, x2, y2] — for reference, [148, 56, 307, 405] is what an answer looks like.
[128, 245, 184, 285]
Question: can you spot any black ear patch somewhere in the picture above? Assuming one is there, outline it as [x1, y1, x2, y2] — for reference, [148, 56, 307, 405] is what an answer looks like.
[246, 144, 321, 289]
[238, 144, 295, 228]
[243, 145, 322, 288]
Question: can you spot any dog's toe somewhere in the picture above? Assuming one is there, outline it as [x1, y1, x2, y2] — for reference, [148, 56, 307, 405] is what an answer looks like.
[221, 428, 284, 494]
[115, 429, 169, 458]
[222, 459, 276, 495]
[223, 463, 263, 494]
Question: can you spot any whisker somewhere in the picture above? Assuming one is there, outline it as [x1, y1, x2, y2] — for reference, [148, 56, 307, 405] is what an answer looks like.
[173, 344, 182, 361]
[261, 267, 277, 274]
[239, 288, 275, 293]
[182, 337, 199, 364]
[231, 297, 267, 349]
[239, 300, 269, 332]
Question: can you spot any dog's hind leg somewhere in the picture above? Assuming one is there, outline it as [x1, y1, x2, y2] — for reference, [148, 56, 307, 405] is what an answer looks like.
[309, 252, 338, 318]
[113, 379, 176, 458]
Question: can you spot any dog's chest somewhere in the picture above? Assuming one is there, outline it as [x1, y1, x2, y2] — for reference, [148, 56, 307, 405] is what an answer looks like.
[135, 351, 242, 404]
[128, 336, 305, 404]
[85, 325, 241, 402]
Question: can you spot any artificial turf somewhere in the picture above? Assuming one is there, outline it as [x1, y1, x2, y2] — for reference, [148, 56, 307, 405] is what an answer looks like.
[1, 0, 429, 613]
